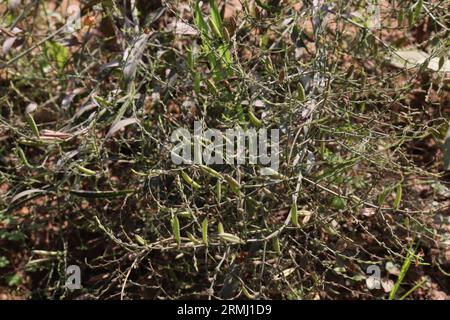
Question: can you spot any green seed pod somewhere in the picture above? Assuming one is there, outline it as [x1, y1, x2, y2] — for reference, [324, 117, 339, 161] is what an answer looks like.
[215, 181, 222, 202]
[186, 232, 200, 244]
[218, 222, 224, 234]
[241, 285, 255, 299]
[76, 165, 96, 176]
[272, 237, 281, 255]
[171, 215, 181, 245]
[290, 202, 299, 227]
[297, 83, 306, 102]
[224, 174, 241, 196]
[202, 218, 208, 246]
[394, 183, 402, 210]
[219, 232, 245, 244]
[248, 109, 262, 127]
[181, 171, 201, 189]
[200, 165, 222, 179]
[134, 234, 147, 246]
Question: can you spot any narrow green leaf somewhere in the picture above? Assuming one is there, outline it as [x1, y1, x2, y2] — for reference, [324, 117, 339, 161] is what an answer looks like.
[297, 83, 306, 102]
[413, 0, 423, 23]
[26, 114, 40, 138]
[290, 202, 299, 227]
[394, 183, 402, 210]
[218, 222, 224, 234]
[194, 73, 201, 94]
[172, 215, 181, 245]
[209, 0, 223, 38]
[215, 181, 222, 202]
[399, 278, 426, 300]
[16, 146, 31, 168]
[194, 1, 208, 36]
[272, 237, 281, 255]
[205, 78, 219, 95]
[248, 109, 262, 127]
[241, 284, 255, 299]
[76, 165, 97, 176]
[389, 246, 416, 300]
[202, 218, 208, 246]
[218, 43, 232, 65]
